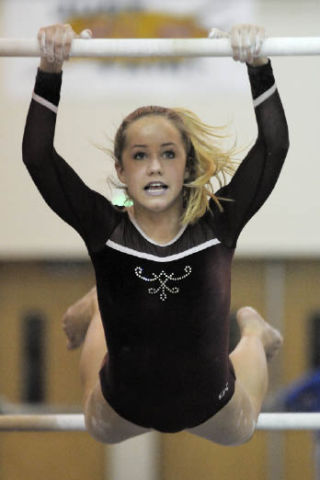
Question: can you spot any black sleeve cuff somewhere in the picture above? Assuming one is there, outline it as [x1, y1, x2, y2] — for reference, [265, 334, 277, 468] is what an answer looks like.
[246, 60, 275, 100]
[34, 68, 63, 106]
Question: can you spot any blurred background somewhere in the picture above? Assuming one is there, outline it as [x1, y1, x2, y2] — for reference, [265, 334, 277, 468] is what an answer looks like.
[0, 0, 320, 478]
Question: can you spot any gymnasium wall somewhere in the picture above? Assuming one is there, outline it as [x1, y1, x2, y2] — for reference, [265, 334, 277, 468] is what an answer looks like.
[0, 2, 319, 480]
[0, 0, 319, 258]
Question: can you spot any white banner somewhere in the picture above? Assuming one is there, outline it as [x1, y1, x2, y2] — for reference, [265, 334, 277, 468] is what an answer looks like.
[2, 0, 254, 98]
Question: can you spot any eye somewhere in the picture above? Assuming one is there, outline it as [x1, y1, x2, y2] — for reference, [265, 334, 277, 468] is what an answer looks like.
[163, 150, 175, 159]
[133, 151, 146, 160]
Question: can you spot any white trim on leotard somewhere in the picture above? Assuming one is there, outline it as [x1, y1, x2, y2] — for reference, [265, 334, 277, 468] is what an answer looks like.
[32, 92, 58, 114]
[106, 238, 221, 262]
[253, 83, 277, 108]
[127, 210, 188, 247]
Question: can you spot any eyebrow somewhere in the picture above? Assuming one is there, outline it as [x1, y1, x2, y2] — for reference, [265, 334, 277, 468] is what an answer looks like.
[131, 142, 176, 149]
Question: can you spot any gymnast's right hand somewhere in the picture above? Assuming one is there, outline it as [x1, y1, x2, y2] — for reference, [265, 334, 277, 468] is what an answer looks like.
[38, 24, 92, 73]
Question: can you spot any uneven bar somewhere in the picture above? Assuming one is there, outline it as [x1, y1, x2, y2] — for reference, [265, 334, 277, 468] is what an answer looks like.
[0, 413, 320, 432]
[257, 413, 320, 431]
[0, 37, 320, 58]
[0, 414, 85, 432]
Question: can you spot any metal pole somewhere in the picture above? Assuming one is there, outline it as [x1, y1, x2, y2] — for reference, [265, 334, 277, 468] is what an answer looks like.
[0, 413, 320, 432]
[0, 37, 320, 58]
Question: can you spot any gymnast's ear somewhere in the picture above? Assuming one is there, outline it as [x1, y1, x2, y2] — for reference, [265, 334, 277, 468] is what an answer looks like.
[115, 161, 126, 184]
[184, 154, 194, 181]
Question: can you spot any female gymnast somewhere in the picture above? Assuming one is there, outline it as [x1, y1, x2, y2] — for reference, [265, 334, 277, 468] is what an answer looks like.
[23, 23, 288, 445]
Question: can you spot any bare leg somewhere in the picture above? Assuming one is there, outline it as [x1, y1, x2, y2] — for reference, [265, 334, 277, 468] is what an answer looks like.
[78, 296, 106, 399]
[64, 289, 150, 444]
[62, 286, 97, 350]
[230, 306, 283, 418]
[187, 306, 283, 445]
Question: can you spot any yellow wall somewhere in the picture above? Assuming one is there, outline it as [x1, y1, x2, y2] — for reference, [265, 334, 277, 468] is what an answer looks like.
[0, 261, 106, 480]
[0, 259, 319, 479]
[161, 260, 318, 480]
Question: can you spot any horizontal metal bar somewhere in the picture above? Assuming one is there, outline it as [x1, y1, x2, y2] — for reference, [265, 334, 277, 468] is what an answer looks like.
[257, 413, 320, 431]
[0, 414, 85, 431]
[0, 413, 320, 432]
[0, 37, 320, 58]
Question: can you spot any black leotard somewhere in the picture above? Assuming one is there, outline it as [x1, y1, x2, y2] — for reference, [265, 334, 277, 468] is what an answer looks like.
[23, 61, 289, 433]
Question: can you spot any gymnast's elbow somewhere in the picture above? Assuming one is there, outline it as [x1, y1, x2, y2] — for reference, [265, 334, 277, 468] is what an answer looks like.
[265, 129, 290, 164]
[276, 121, 290, 158]
[273, 137, 289, 162]
[22, 126, 35, 167]
[22, 129, 50, 170]
[281, 128, 290, 157]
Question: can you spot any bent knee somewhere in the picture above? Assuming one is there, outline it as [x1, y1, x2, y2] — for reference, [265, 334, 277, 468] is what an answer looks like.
[223, 419, 256, 446]
[84, 385, 149, 444]
[85, 411, 129, 444]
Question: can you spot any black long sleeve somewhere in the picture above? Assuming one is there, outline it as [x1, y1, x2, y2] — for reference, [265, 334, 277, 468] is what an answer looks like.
[22, 69, 120, 252]
[23, 63, 289, 253]
[211, 60, 289, 248]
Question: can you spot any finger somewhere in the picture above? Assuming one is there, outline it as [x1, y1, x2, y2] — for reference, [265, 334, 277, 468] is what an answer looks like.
[254, 26, 266, 57]
[80, 29, 92, 39]
[60, 29, 70, 61]
[58, 24, 76, 60]
[38, 26, 65, 63]
[239, 47, 248, 63]
[208, 27, 229, 39]
[62, 26, 74, 60]
[63, 23, 73, 32]
[232, 46, 240, 62]
[242, 24, 265, 59]
[250, 32, 257, 60]
[240, 26, 253, 62]
[230, 26, 242, 61]
[38, 30, 46, 57]
[243, 41, 254, 63]
[247, 25, 257, 58]
[246, 45, 254, 64]
[53, 27, 64, 63]
[45, 30, 55, 63]
[232, 24, 262, 63]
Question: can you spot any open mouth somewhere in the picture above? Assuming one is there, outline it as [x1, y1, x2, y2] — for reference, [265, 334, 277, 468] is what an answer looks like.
[144, 182, 168, 195]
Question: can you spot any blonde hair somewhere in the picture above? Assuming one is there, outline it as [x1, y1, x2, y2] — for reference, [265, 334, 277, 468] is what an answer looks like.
[113, 106, 237, 225]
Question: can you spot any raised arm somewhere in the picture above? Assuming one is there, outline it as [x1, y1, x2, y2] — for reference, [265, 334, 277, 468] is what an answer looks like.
[22, 25, 119, 251]
[210, 25, 289, 248]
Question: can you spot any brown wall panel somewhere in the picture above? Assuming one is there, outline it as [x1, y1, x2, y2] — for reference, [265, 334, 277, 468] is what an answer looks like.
[161, 260, 268, 480]
[283, 261, 320, 480]
[0, 261, 106, 480]
[1, 259, 319, 480]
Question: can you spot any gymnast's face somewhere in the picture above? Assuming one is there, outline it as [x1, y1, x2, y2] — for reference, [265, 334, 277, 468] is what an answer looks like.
[116, 115, 188, 217]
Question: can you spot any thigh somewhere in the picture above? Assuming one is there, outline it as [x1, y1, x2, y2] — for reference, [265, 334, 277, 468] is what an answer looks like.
[84, 380, 151, 444]
[186, 380, 256, 446]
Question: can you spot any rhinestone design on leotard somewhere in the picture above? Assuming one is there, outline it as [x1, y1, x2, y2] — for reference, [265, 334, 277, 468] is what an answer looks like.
[218, 382, 229, 400]
[134, 265, 192, 302]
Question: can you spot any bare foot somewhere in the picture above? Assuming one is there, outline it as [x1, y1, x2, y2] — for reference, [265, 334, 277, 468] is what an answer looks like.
[236, 306, 283, 361]
[62, 287, 98, 350]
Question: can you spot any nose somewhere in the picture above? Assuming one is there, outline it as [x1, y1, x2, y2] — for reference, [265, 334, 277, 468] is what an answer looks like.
[147, 155, 163, 175]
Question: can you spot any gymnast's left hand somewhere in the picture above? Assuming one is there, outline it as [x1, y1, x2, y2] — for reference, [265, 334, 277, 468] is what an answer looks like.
[209, 24, 268, 66]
